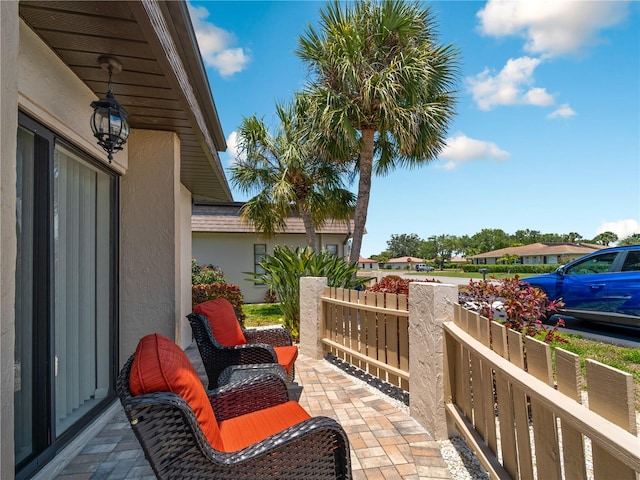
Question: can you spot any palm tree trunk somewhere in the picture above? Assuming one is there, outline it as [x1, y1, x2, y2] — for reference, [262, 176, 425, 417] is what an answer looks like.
[349, 129, 375, 264]
[301, 210, 317, 251]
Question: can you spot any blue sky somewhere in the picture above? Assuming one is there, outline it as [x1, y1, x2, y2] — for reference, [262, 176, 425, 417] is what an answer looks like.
[188, 0, 640, 258]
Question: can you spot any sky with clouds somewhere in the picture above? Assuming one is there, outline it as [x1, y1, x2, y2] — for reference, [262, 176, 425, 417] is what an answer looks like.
[188, 0, 639, 257]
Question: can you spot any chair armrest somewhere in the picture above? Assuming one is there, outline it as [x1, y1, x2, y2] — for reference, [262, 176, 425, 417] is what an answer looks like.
[244, 327, 293, 347]
[218, 364, 288, 386]
[217, 416, 351, 479]
[208, 373, 289, 421]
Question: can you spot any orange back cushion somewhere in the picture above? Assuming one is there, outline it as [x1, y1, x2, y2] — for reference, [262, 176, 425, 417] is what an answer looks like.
[129, 333, 223, 450]
[194, 298, 246, 347]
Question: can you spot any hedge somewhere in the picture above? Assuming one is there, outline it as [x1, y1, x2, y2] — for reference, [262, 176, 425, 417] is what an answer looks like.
[192, 283, 246, 326]
[461, 264, 559, 274]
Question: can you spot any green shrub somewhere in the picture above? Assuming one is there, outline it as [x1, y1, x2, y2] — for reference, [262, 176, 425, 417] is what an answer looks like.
[247, 246, 371, 341]
[461, 264, 558, 274]
[192, 259, 226, 284]
[192, 283, 246, 326]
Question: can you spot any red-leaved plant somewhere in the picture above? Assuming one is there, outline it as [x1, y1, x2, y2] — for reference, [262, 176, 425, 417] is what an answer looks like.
[367, 275, 441, 296]
[461, 275, 566, 342]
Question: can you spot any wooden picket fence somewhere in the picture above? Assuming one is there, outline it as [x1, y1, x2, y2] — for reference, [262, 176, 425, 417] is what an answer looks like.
[321, 287, 410, 391]
[318, 285, 639, 479]
[445, 304, 640, 479]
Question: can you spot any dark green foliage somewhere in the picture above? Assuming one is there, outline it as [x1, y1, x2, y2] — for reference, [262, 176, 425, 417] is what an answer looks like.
[192, 259, 226, 285]
[247, 246, 371, 341]
[461, 264, 558, 274]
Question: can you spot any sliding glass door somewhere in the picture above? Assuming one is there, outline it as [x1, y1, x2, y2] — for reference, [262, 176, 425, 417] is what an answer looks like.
[15, 112, 118, 478]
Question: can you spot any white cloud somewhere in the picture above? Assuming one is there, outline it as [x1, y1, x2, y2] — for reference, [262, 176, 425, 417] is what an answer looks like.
[438, 133, 510, 170]
[188, 4, 250, 77]
[225, 131, 245, 164]
[477, 0, 630, 58]
[547, 104, 576, 119]
[596, 219, 640, 241]
[467, 56, 554, 110]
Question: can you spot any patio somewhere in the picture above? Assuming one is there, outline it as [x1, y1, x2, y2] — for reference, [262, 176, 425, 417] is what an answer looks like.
[51, 344, 452, 480]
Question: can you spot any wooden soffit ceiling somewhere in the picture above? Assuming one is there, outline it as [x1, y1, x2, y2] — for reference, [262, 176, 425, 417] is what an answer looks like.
[19, 0, 232, 202]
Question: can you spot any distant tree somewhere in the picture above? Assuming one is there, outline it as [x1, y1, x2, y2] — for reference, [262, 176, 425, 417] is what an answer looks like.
[497, 253, 520, 265]
[472, 228, 510, 253]
[497, 253, 520, 273]
[386, 233, 424, 258]
[512, 229, 541, 245]
[563, 232, 583, 243]
[456, 234, 478, 257]
[618, 233, 640, 246]
[592, 231, 619, 246]
[432, 234, 457, 269]
[539, 233, 564, 242]
[370, 252, 390, 263]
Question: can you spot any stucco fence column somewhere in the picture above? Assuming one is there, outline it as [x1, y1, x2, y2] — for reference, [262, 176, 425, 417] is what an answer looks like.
[409, 282, 458, 440]
[299, 277, 328, 360]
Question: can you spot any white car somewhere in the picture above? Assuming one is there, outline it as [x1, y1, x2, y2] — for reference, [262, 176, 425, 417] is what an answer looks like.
[415, 264, 434, 272]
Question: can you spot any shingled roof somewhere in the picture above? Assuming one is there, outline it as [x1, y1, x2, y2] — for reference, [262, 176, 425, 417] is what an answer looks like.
[192, 202, 354, 234]
[469, 242, 605, 259]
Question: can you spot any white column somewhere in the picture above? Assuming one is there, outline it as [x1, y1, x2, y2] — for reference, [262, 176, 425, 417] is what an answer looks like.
[299, 277, 327, 360]
[409, 282, 458, 440]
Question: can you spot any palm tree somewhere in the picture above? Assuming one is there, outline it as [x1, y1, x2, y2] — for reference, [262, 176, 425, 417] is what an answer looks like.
[592, 231, 619, 246]
[229, 100, 355, 252]
[296, 0, 460, 263]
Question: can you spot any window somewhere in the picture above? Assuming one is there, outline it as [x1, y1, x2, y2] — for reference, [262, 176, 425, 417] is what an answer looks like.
[15, 112, 118, 478]
[621, 250, 640, 272]
[565, 252, 618, 276]
[325, 244, 338, 255]
[254, 244, 267, 284]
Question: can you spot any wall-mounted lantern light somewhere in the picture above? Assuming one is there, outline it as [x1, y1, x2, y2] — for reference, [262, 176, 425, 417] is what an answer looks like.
[90, 55, 129, 163]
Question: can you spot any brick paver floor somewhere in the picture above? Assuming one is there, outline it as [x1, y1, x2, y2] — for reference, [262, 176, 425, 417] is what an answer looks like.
[53, 344, 452, 480]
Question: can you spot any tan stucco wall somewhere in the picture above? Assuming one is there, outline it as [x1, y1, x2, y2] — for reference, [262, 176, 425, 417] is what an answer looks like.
[178, 184, 193, 349]
[119, 130, 181, 365]
[2, 11, 204, 478]
[192, 232, 349, 304]
[1, 2, 19, 476]
[16, 20, 126, 172]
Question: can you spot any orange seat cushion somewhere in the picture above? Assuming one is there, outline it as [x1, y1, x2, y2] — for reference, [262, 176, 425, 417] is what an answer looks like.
[219, 401, 311, 452]
[274, 345, 298, 374]
[194, 298, 247, 347]
[129, 333, 224, 451]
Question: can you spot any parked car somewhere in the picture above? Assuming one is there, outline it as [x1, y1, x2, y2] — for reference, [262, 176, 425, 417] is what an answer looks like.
[415, 264, 434, 272]
[522, 245, 640, 327]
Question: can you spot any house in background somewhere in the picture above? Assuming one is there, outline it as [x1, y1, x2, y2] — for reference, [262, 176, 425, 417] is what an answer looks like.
[469, 242, 606, 265]
[192, 202, 354, 303]
[387, 257, 426, 270]
[2, 2, 231, 478]
[359, 257, 380, 270]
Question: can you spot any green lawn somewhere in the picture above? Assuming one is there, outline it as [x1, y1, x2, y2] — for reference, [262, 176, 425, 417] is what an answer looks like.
[541, 331, 640, 410]
[243, 303, 285, 327]
[412, 270, 536, 279]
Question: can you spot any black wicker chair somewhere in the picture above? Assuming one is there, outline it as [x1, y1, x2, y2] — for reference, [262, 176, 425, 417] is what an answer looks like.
[118, 335, 351, 480]
[188, 299, 297, 388]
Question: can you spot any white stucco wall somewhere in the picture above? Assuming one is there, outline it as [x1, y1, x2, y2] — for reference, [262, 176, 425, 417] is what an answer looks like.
[192, 232, 349, 304]
[1, 2, 19, 476]
[120, 130, 181, 365]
